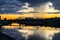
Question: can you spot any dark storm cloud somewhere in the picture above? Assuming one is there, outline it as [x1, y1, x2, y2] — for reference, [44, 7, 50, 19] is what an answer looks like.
[0, 0, 60, 13]
[0, 1, 6, 6]
[53, 0, 60, 10]
[18, 0, 50, 7]
[0, 0, 59, 7]
[18, 0, 60, 9]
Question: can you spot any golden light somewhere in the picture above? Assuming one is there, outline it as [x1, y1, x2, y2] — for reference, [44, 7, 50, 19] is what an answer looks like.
[0, 12, 60, 20]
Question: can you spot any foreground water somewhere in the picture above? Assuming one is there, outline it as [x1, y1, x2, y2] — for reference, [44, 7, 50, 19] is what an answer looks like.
[2, 26, 60, 40]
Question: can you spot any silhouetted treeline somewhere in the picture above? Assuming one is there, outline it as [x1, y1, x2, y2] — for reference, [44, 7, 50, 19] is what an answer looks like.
[15, 17, 60, 28]
[16, 17, 60, 28]
[0, 17, 60, 28]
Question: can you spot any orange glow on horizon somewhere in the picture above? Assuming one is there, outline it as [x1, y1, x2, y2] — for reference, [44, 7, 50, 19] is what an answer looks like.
[0, 13, 60, 20]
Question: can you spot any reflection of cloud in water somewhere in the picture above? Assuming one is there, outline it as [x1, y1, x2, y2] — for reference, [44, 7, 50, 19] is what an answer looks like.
[2, 27, 60, 40]
[52, 33, 60, 40]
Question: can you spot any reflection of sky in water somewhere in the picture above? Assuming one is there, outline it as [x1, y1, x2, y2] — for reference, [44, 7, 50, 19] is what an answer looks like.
[2, 26, 60, 40]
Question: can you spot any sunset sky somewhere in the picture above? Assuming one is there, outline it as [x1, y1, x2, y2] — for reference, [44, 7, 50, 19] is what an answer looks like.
[0, 0, 60, 13]
[0, 0, 60, 19]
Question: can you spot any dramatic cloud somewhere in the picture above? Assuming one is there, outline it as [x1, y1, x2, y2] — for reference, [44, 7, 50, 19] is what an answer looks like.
[17, 2, 60, 13]
[17, 2, 34, 13]
[35, 2, 60, 12]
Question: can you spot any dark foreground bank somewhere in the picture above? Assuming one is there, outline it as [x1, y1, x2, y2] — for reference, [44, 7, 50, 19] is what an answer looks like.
[0, 32, 14, 40]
